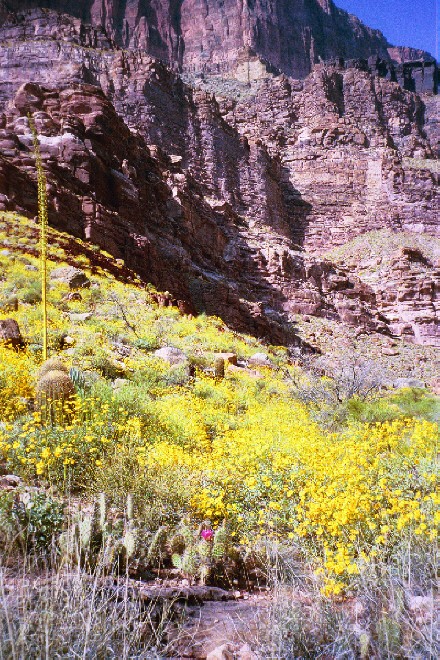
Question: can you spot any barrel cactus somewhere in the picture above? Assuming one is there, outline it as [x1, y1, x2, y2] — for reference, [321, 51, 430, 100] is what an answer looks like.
[36, 369, 75, 424]
[38, 356, 69, 380]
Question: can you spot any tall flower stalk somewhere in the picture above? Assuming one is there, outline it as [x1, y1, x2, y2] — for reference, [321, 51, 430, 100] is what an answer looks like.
[28, 114, 48, 361]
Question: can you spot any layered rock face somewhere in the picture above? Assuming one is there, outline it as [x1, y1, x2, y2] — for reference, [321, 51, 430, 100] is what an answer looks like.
[0, 0, 394, 78]
[1, 79, 393, 343]
[0, 7, 438, 345]
[220, 65, 438, 253]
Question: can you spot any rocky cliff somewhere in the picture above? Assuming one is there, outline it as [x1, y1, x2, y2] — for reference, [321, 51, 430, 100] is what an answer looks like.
[0, 0, 401, 78]
[0, 5, 438, 346]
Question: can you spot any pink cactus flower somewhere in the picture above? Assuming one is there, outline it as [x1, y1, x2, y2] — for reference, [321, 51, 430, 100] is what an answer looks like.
[201, 528, 214, 541]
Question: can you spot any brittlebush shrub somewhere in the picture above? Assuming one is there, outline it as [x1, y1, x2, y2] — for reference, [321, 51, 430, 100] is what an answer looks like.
[0, 396, 154, 489]
[0, 346, 36, 420]
[1, 365, 438, 596]
[1, 213, 438, 598]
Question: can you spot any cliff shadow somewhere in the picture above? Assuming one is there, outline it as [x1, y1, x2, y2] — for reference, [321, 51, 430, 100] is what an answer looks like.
[281, 166, 313, 249]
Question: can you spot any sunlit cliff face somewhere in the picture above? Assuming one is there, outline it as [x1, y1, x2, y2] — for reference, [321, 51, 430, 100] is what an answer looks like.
[4, 0, 393, 77]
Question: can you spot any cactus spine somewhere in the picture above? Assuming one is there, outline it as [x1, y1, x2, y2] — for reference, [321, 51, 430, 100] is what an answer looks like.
[170, 519, 227, 584]
[122, 493, 137, 561]
[212, 520, 228, 560]
[146, 526, 168, 565]
[38, 357, 69, 380]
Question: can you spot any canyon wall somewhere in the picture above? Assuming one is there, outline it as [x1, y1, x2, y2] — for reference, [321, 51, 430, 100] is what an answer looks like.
[0, 0, 395, 77]
[0, 7, 438, 345]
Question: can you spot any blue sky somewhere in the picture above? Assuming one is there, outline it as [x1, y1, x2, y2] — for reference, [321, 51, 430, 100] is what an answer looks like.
[335, 1, 438, 58]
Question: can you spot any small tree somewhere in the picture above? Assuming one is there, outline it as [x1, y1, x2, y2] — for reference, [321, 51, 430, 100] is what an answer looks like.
[288, 348, 385, 428]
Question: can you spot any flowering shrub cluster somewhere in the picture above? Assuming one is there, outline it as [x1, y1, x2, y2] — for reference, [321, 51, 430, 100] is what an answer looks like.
[0, 398, 146, 488]
[0, 346, 35, 420]
[0, 212, 438, 596]
[144, 386, 438, 594]
[1, 364, 437, 593]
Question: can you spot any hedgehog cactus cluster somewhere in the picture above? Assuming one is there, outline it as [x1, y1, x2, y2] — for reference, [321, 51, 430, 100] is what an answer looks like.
[59, 493, 168, 577]
[59, 499, 231, 583]
[171, 518, 228, 584]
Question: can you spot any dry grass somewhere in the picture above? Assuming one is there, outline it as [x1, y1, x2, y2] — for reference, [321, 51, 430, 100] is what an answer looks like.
[258, 539, 438, 659]
[0, 557, 172, 659]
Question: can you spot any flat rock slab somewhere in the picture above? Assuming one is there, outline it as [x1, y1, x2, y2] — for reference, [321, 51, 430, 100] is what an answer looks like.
[112, 583, 234, 605]
[214, 353, 237, 366]
[154, 346, 188, 365]
[50, 266, 90, 289]
[248, 352, 273, 367]
[68, 312, 93, 322]
[167, 596, 269, 658]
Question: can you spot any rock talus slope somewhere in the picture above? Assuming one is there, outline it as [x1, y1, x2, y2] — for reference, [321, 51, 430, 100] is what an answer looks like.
[0, 5, 438, 346]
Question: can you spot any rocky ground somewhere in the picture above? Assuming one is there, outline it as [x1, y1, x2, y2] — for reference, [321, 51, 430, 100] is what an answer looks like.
[2, 564, 437, 659]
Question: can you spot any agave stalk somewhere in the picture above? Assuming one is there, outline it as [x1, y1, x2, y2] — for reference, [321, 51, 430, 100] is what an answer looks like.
[28, 113, 48, 361]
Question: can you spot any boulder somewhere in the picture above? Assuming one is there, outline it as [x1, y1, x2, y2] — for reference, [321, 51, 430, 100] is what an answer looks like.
[154, 346, 188, 365]
[429, 378, 440, 396]
[112, 378, 129, 389]
[248, 352, 273, 367]
[407, 595, 434, 625]
[393, 378, 425, 389]
[112, 341, 131, 357]
[62, 292, 82, 302]
[50, 267, 90, 289]
[0, 319, 24, 349]
[214, 352, 238, 366]
[177, 299, 194, 315]
[206, 645, 235, 660]
[238, 644, 260, 660]
[68, 312, 93, 322]
[14, 82, 44, 115]
[382, 348, 400, 356]
[60, 335, 76, 348]
[0, 474, 22, 490]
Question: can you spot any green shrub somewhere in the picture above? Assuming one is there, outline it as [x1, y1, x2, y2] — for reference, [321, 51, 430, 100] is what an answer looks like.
[20, 281, 42, 304]
[134, 335, 161, 352]
[0, 489, 64, 552]
[89, 352, 124, 379]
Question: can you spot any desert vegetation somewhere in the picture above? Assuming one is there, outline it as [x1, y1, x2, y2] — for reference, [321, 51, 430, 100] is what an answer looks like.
[0, 212, 438, 657]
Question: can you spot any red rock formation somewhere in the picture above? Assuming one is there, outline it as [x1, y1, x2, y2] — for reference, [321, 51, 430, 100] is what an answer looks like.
[0, 0, 395, 78]
[388, 47, 435, 64]
[0, 7, 438, 345]
[220, 64, 438, 253]
[0, 75, 389, 342]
